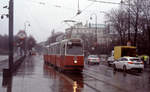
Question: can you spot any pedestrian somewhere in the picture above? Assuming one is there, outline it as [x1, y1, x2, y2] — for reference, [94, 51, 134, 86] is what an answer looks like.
[141, 56, 146, 68]
[143, 55, 148, 68]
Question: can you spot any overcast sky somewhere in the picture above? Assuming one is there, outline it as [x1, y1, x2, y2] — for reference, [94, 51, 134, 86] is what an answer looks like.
[0, 0, 121, 42]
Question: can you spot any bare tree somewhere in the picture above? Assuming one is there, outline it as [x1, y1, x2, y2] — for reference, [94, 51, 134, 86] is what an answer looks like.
[106, 0, 150, 55]
[46, 30, 64, 45]
[106, 9, 128, 45]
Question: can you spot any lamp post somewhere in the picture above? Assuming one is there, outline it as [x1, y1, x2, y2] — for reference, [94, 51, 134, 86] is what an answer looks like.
[2, 0, 14, 77]
[24, 21, 30, 31]
[90, 13, 97, 43]
[8, 0, 14, 73]
[120, 0, 131, 43]
[90, 13, 97, 54]
[128, 0, 131, 41]
[24, 21, 30, 55]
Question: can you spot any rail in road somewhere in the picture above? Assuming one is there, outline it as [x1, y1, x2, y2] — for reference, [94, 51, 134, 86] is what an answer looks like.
[83, 69, 127, 92]
[45, 64, 117, 92]
[44, 60, 150, 92]
[83, 64, 150, 92]
[1, 55, 149, 92]
[47, 66, 126, 92]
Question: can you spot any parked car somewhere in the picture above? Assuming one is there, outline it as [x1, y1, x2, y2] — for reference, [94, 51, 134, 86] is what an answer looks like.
[87, 55, 100, 64]
[107, 56, 114, 66]
[113, 57, 144, 72]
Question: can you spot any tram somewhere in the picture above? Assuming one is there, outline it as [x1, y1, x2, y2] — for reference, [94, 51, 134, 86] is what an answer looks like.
[44, 38, 84, 71]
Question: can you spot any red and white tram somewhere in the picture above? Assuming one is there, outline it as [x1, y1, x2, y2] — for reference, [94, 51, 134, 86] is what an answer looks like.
[44, 38, 84, 71]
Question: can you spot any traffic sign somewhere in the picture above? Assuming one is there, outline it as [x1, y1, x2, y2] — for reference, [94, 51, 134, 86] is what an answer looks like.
[17, 30, 27, 40]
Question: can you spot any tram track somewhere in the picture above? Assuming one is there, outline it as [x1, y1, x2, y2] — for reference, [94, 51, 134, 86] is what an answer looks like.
[46, 65, 105, 92]
[45, 63, 128, 92]
[83, 68, 129, 92]
[58, 67, 127, 92]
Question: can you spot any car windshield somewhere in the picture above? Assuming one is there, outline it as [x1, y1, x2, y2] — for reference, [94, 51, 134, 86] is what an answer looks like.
[130, 58, 140, 62]
[89, 55, 98, 58]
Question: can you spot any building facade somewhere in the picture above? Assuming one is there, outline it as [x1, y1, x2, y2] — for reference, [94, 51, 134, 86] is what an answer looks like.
[65, 22, 113, 45]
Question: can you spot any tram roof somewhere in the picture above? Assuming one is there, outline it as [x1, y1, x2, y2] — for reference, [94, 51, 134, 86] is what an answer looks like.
[49, 38, 82, 46]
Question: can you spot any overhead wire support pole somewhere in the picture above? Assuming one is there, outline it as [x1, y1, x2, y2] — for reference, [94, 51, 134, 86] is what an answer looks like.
[90, 13, 97, 43]
[128, 0, 131, 41]
[9, 0, 14, 73]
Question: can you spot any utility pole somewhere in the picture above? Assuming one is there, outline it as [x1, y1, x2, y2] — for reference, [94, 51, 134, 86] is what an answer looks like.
[90, 13, 97, 54]
[128, 0, 131, 41]
[9, 0, 14, 72]
[90, 13, 97, 43]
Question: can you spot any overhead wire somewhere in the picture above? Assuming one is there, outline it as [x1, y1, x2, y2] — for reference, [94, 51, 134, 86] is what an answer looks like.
[88, 0, 121, 5]
[24, 1, 48, 41]
[18, 0, 101, 41]
[48, 1, 96, 32]
[68, 2, 96, 22]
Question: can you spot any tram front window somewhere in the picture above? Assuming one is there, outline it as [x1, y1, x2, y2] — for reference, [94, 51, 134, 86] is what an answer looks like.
[67, 44, 83, 55]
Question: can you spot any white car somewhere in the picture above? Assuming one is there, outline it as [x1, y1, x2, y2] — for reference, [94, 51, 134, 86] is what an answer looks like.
[87, 55, 100, 64]
[113, 57, 144, 72]
[107, 56, 114, 66]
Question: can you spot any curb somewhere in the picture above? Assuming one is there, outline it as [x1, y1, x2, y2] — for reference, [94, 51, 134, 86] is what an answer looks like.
[2, 56, 26, 77]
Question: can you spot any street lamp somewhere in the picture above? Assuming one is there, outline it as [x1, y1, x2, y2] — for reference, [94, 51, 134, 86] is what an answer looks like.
[1, 0, 14, 77]
[0, 14, 9, 19]
[24, 21, 31, 31]
[90, 13, 97, 43]
[90, 13, 98, 54]
[120, 0, 131, 42]
[8, 0, 14, 73]
[23, 21, 30, 55]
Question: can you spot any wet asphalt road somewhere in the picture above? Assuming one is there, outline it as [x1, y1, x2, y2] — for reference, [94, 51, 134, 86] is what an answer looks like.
[0, 55, 150, 92]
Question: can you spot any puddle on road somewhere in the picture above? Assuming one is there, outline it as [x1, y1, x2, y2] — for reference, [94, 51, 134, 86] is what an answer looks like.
[43, 65, 86, 92]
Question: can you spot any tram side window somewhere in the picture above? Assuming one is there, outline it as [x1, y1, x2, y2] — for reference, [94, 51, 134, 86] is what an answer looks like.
[55, 45, 57, 54]
[61, 45, 65, 55]
[49, 48, 52, 54]
[44, 47, 48, 54]
[52, 47, 54, 54]
[56, 44, 60, 54]
[48, 47, 50, 54]
[55, 46, 57, 54]
[54, 46, 56, 54]
[56, 45, 58, 54]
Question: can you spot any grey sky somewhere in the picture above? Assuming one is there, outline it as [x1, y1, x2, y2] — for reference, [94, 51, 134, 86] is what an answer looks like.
[0, 0, 121, 42]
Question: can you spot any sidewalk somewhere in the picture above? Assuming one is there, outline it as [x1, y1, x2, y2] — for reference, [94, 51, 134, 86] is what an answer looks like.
[0, 55, 25, 73]
[0, 55, 8, 62]
[0, 56, 55, 92]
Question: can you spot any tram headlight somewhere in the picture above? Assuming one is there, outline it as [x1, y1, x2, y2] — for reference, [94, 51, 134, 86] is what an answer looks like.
[74, 60, 78, 64]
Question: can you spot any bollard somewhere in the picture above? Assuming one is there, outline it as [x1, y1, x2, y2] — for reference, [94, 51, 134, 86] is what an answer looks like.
[3, 69, 12, 78]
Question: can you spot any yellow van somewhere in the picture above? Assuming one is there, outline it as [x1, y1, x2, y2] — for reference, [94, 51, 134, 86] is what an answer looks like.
[114, 46, 136, 60]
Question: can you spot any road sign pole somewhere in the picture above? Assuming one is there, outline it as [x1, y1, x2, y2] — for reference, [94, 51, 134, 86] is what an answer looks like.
[8, 0, 14, 73]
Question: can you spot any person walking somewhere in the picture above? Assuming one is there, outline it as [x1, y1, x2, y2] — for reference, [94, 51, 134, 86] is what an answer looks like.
[141, 56, 146, 68]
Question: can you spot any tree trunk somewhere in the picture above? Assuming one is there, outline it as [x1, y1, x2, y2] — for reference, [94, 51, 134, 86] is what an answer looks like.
[148, 25, 150, 56]
[134, 27, 138, 46]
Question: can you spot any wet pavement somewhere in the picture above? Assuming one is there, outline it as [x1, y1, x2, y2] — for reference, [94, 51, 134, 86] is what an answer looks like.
[0, 55, 150, 92]
[0, 55, 8, 62]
